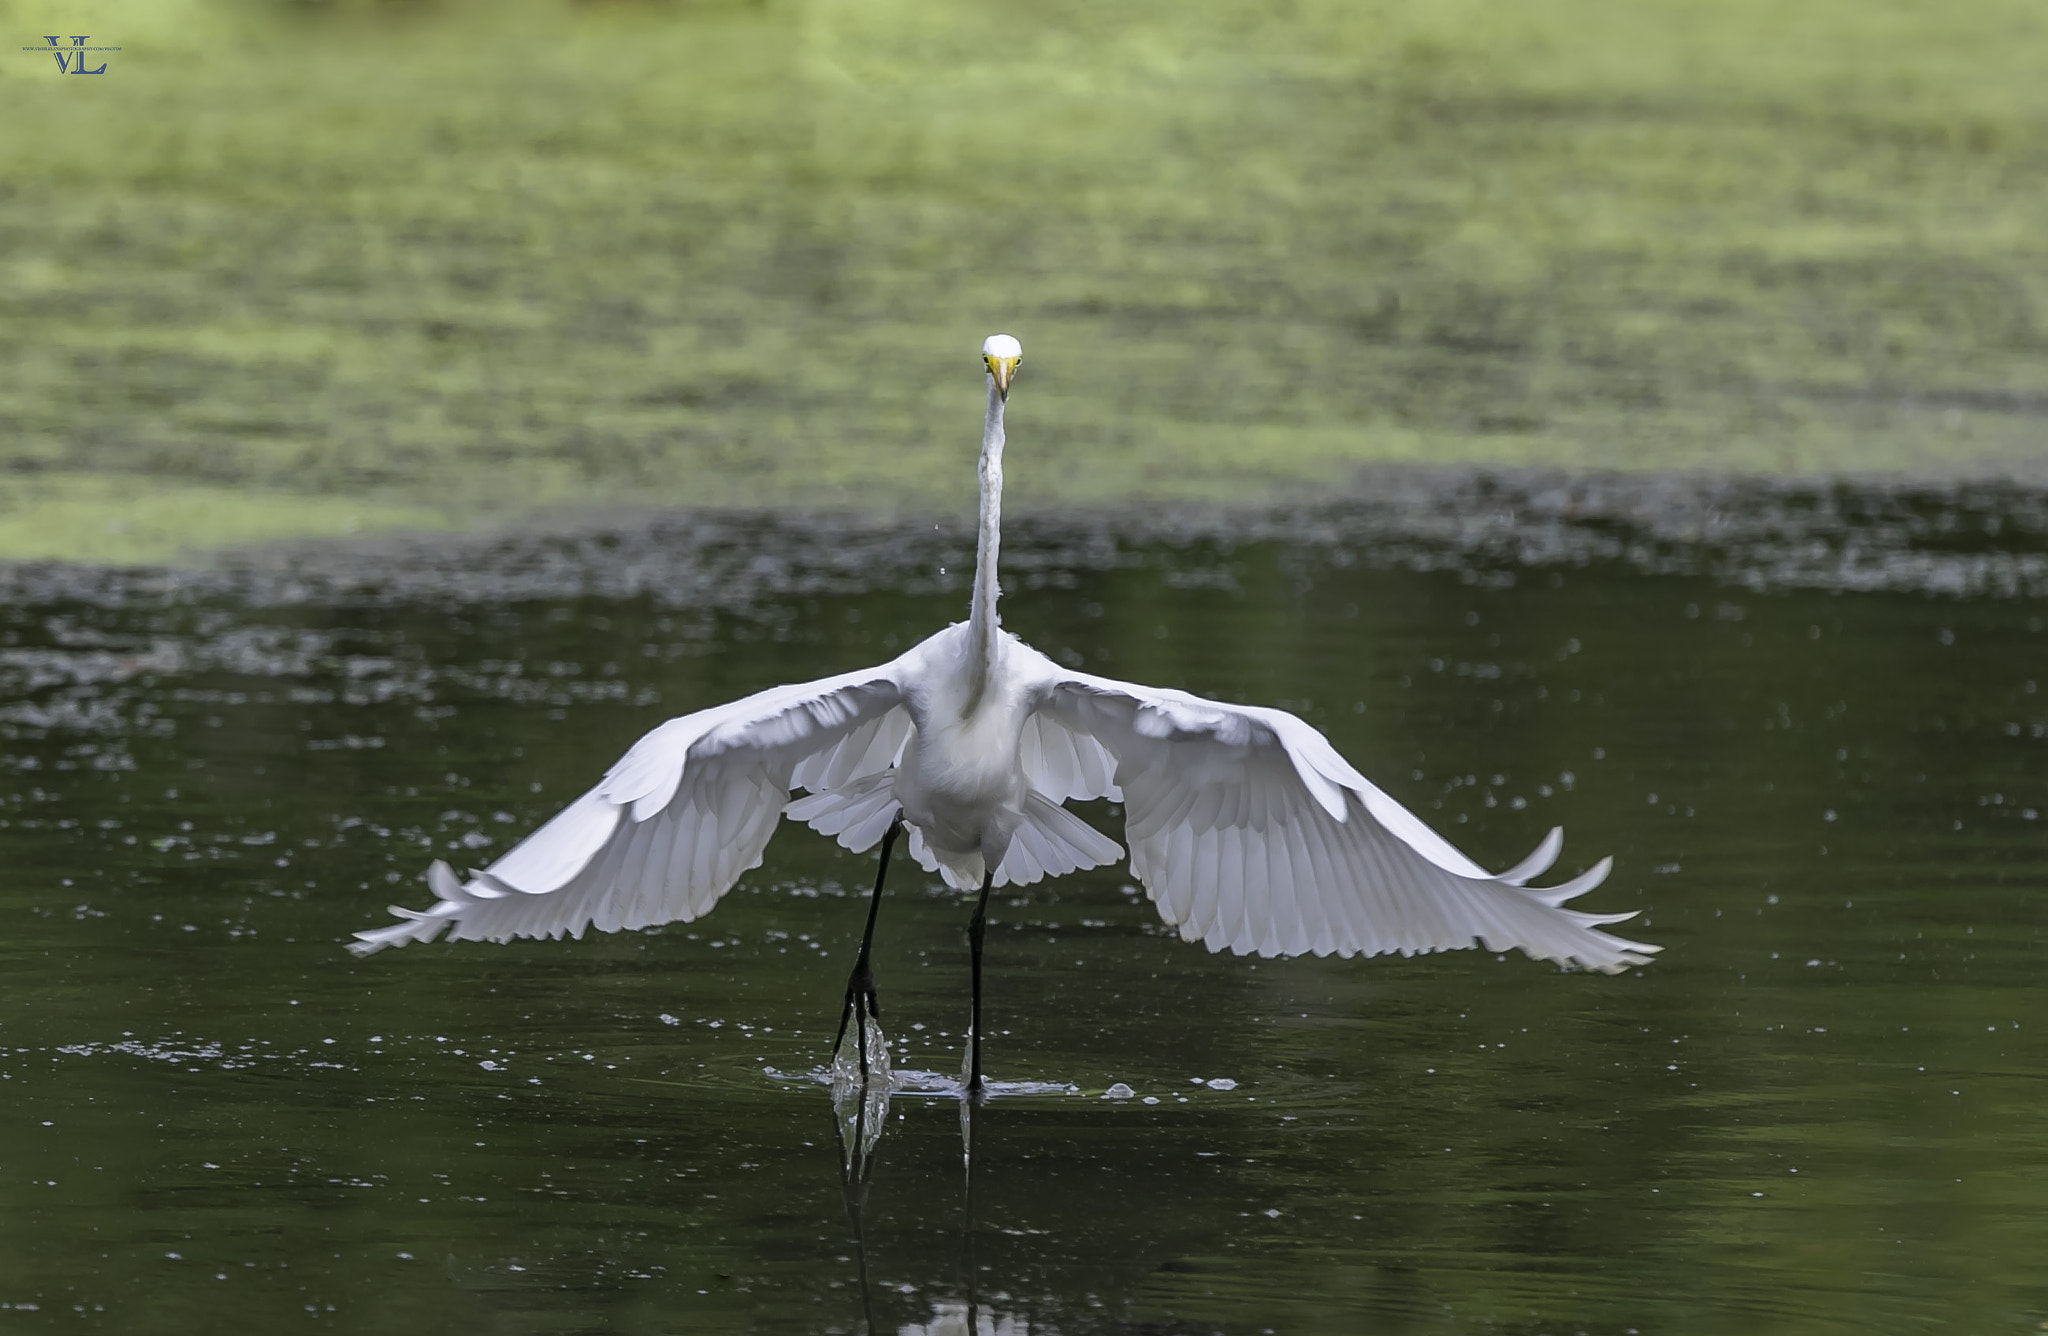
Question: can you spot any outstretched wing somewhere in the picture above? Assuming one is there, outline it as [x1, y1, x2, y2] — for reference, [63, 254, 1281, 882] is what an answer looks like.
[349, 663, 908, 955]
[1033, 669, 1658, 973]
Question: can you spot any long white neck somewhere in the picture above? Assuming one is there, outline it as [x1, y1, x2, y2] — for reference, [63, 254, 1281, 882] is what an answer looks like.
[965, 378, 1005, 696]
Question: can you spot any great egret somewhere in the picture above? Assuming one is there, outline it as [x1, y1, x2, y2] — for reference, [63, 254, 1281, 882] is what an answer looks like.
[350, 334, 1659, 1092]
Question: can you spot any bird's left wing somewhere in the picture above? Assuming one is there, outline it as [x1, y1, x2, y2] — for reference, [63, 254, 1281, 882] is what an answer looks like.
[1033, 670, 1659, 973]
[349, 662, 908, 955]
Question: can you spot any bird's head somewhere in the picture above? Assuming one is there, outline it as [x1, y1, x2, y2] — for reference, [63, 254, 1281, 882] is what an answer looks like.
[982, 334, 1022, 401]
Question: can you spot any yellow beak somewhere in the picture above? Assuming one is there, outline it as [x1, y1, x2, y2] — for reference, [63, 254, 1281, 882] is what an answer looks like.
[984, 354, 1021, 401]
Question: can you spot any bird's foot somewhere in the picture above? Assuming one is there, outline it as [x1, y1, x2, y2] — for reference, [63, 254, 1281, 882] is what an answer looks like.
[958, 1025, 990, 1101]
[832, 960, 889, 1090]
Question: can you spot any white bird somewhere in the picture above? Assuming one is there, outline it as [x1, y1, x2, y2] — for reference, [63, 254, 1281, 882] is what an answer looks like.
[350, 334, 1659, 1092]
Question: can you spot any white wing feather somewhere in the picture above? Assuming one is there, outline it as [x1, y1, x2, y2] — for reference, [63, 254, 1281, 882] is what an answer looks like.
[1017, 710, 1122, 804]
[348, 662, 907, 954]
[350, 630, 1653, 973]
[1036, 669, 1658, 973]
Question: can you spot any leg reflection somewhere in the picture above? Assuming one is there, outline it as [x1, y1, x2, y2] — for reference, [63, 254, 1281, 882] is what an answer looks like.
[960, 1093, 981, 1332]
[830, 1023, 1032, 1335]
[832, 1063, 893, 1336]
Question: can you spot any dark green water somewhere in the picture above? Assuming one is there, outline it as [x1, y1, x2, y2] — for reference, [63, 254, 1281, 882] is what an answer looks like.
[1, 496, 2043, 1333]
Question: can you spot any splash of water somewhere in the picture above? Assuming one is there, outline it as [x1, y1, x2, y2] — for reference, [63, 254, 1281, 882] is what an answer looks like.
[829, 1009, 892, 1094]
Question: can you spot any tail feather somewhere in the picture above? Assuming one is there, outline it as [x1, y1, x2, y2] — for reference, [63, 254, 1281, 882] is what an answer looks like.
[994, 791, 1124, 888]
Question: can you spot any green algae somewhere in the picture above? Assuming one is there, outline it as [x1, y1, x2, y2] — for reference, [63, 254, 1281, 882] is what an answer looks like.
[1, 0, 2044, 562]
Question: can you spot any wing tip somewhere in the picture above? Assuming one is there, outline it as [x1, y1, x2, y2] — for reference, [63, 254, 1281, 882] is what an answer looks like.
[348, 859, 474, 957]
[1562, 922, 1664, 974]
[346, 919, 438, 957]
[1523, 853, 1614, 906]
[1499, 826, 1565, 886]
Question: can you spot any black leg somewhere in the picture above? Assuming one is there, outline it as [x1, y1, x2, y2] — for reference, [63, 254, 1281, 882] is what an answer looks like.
[834, 816, 901, 1082]
[966, 868, 995, 1095]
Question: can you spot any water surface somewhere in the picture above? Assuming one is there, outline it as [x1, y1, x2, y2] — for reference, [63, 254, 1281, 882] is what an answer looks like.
[0, 494, 2042, 1333]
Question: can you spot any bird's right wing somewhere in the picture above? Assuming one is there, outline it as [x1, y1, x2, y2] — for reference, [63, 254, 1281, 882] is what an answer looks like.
[349, 662, 909, 955]
[1034, 671, 1659, 973]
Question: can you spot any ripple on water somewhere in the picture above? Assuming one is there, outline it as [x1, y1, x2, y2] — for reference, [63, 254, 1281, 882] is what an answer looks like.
[2, 490, 2043, 1333]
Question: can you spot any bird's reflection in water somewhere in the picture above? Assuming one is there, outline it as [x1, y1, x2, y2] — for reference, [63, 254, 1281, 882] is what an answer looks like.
[833, 1054, 888, 1336]
[831, 1022, 1038, 1336]
[897, 1300, 1031, 1336]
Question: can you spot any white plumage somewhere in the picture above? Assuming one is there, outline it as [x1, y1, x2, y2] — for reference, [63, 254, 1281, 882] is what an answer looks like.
[351, 335, 1656, 1030]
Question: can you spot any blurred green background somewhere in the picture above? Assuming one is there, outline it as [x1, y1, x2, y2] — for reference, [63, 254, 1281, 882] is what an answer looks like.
[3, 0, 2045, 563]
